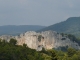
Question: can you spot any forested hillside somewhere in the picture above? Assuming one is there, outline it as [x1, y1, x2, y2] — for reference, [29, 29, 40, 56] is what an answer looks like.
[39, 17, 80, 37]
[0, 38, 80, 60]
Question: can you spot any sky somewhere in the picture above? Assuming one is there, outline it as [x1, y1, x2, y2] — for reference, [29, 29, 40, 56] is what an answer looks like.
[0, 0, 80, 26]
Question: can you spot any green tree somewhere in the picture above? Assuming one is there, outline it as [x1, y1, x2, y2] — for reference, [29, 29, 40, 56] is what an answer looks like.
[48, 50, 58, 60]
[9, 38, 17, 45]
[23, 43, 27, 47]
[67, 48, 76, 57]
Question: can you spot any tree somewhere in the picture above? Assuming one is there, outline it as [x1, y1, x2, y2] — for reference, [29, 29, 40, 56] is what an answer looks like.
[9, 38, 17, 45]
[23, 43, 27, 47]
[48, 50, 58, 60]
[67, 48, 76, 57]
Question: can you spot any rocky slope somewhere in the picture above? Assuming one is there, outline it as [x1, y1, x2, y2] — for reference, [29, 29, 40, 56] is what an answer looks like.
[0, 31, 80, 51]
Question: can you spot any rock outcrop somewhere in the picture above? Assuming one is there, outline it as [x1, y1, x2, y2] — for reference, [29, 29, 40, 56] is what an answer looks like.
[0, 31, 80, 50]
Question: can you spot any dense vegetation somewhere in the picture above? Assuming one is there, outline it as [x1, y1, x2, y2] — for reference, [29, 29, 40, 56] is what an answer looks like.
[0, 38, 80, 60]
[39, 17, 80, 37]
[60, 33, 80, 45]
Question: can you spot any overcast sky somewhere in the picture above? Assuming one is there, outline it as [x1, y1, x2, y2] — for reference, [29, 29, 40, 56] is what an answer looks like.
[0, 0, 80, 26]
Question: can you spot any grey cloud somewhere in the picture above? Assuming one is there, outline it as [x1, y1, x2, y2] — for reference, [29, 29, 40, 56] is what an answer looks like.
[0, 0, 80, 26]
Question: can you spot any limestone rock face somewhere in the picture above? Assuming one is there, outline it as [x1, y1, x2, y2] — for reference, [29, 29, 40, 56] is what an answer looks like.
[15, 31, 58, 50]
[0, 35, 14, 42]
[0, 31, 80, 50]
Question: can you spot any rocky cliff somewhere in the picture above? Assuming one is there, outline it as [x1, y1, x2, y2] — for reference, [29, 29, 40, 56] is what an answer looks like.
[0, 31, 80, 51]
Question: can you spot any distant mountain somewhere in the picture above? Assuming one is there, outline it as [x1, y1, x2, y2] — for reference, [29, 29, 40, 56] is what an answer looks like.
[0, 25, 46, 35]
[39, 17, 80, 37]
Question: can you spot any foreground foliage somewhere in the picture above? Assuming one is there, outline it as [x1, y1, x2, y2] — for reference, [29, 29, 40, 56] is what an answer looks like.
[0, 39, 80, 60]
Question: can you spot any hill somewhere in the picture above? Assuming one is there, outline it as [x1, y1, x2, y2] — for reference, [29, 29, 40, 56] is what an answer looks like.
[0, 25, 45, 35]
[38, 17, 80, 37]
